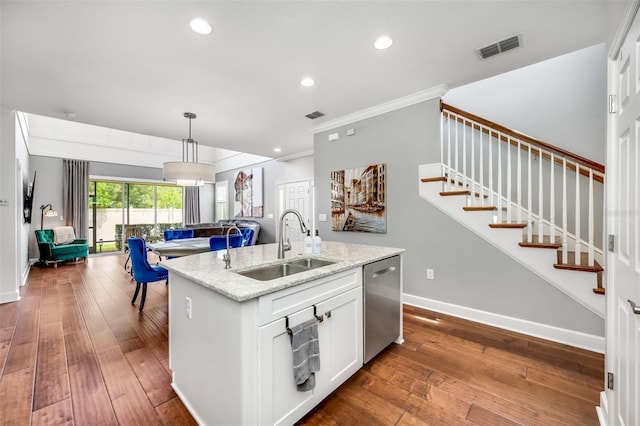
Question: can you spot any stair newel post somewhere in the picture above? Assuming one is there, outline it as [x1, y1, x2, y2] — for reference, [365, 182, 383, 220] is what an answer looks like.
[575, 163, 582, 265]
[549, 152, 556, 243]
[506, 135, 512, 224]
[537, 147, 543, 243]
[562, 157, 569, 264]
[440, 111, 444, 181]
[588, 168, 595, 267]
[527, 144, 533, 243]
[497, 131, 503, 223]
[479, 124, 484, 204]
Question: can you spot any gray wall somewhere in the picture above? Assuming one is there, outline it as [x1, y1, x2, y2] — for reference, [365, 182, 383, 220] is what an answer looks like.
[313, 99, 604, 336]
[215, 155, 314, 244]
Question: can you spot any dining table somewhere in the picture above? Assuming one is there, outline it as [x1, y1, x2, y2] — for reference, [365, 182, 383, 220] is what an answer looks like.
[147, 237, 212, 258]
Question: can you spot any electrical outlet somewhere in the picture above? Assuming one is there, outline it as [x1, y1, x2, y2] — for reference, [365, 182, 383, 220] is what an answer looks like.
[426, 269, 435, 280]
[185, 297, 192, 319]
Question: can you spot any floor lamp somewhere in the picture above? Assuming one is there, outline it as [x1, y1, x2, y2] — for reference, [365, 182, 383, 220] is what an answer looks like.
[40, 204, 58, 229]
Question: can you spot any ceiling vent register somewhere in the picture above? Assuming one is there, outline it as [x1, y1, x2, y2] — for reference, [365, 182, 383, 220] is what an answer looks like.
[305, 111, 325, 119]
[476, 34, 521, 60]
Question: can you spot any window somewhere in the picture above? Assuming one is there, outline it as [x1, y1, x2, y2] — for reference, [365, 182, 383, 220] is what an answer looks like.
[215, 180, 229, 221]
[89, 179, 183, 253]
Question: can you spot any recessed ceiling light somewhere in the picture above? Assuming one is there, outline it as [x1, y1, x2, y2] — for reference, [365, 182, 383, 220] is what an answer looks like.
[300, 77, 315, 87]
[190, 18, 212, 35]
[374, 35, 393, 50]
[273, 147, 282, 153]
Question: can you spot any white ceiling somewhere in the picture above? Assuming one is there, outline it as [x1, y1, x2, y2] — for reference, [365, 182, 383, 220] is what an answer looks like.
[0, 1, 624, 160]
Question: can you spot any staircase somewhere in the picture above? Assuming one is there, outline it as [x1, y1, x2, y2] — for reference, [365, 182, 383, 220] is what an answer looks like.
[418, 102, 605, 318]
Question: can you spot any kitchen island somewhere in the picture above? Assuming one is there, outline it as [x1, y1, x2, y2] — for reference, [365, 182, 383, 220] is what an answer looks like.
[161, 241, 404, 426]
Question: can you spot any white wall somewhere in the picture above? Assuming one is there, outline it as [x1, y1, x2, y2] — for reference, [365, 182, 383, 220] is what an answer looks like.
[444, 43, 607, 163]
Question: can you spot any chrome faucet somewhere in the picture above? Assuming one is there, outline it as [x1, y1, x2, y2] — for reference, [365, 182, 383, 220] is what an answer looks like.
[277, 209, 308, 259]
[223, 225, 242, 269]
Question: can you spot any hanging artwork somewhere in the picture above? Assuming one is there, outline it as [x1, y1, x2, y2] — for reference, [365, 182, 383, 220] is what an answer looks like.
[233, 167, 264, 217]
[331, 163, 386, 233]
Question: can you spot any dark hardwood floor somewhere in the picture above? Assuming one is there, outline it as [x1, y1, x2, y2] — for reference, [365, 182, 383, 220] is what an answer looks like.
[0, 254, 603, 425]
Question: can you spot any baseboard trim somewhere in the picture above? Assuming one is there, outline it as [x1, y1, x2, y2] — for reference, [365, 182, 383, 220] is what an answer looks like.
[403, 294, 605, 353]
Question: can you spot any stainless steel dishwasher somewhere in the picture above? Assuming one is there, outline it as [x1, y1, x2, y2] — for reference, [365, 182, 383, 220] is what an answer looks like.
[363, 255, 401, 363]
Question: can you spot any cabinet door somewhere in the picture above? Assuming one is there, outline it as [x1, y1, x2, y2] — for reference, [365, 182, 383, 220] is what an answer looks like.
[258, 306, 319, 426]
[317, 287, 363, 397]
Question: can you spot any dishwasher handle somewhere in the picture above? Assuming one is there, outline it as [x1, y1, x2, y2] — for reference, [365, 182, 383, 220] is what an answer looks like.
[371, 266, 396, 279]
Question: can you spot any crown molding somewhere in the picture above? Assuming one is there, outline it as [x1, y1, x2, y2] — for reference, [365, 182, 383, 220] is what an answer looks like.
[312, 83, 449, 134]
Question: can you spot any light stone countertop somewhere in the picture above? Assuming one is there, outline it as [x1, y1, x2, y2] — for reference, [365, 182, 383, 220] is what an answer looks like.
[159, 241, 405, 302]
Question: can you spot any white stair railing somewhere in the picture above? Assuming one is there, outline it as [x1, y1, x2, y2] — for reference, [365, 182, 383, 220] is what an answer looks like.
[440, 103, 605, 267]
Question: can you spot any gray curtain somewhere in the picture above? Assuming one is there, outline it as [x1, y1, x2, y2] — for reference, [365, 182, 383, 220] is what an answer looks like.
[184, 186, 200, 225]
[62, 159, 89, 239]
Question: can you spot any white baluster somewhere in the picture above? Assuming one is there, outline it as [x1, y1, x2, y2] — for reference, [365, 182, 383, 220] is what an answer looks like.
[462, 118, 467, 192]
[479, 126, 484, 204]
[506, 135, 512, 223]
[497, 132, 502, 223]
[527, 144, 532, 243]
[470, 123, 475, 207]
[562, 157, 568, 264]
[538, 147, 543, 243]
[575, 163, 581, 265]
[549, 153, 555, 243]
[489, 129, 494, 210]
[447, 113, 452, 191]
[588, 168, 595, 267]
[454, 116, 459, 189]
[516, 139, 522, 224]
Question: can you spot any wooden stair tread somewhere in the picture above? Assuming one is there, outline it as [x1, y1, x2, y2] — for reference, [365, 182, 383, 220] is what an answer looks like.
[463, 206, 497, 211]
[488, 222, 528, 229]
[554, 251, 603, 273]
[440, 190, 470, 196]
[420, 176, 446, 183]
[519, 236, 562, 249]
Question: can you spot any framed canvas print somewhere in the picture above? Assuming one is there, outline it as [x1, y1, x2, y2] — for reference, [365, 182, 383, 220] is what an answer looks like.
[331, 163, 386, 233]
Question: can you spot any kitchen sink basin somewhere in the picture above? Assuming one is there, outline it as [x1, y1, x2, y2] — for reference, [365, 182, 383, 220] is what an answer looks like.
[236, 258, 336, 281]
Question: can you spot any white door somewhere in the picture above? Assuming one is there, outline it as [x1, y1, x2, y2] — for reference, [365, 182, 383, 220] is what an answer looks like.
[607, 8, 640, 425]
[280, 181, 311, 244]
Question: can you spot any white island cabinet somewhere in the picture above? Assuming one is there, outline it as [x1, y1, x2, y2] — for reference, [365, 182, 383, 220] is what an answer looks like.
[163, 241, 403, 426]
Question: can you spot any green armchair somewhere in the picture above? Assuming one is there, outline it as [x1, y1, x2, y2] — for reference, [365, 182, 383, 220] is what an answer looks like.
[35, 228, 89, 267]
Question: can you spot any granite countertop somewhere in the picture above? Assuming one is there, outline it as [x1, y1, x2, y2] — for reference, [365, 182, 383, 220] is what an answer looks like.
[160, 241, 404, 302]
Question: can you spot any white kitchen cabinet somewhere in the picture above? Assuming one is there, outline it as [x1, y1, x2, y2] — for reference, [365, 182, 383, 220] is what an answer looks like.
[257, 285, 362, 426]
[170, 266, 363, 426]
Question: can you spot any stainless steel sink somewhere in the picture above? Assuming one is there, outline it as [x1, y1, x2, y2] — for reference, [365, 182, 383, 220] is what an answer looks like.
[286, 258, 336, 269]
[236, 258, 336, 281]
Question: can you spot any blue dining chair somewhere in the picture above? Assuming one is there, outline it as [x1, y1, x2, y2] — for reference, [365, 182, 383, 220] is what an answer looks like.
[128, 237, 168, 311]
[209, 233, 243, 251]
[164, 228, 194, 241]
[163, 228, 195, 259]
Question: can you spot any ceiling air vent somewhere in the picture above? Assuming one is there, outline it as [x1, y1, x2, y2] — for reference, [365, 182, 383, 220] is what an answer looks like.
[305, 111, 325, 119]
[476, 34, 521, 60]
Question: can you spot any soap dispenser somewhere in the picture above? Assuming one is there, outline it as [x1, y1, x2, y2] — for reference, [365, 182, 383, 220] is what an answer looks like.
[312, 229, 322, 254]
[304, 230, 313, 254]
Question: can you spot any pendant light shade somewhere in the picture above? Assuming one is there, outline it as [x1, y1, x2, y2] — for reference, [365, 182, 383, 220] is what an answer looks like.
[163, 112, 215, 186]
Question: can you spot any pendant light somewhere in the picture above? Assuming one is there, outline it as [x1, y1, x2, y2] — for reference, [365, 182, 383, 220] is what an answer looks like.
[163, 112, 215, 186]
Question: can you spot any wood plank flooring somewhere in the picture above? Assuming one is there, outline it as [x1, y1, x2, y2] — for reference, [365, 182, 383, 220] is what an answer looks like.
[0, 254, 603, 425]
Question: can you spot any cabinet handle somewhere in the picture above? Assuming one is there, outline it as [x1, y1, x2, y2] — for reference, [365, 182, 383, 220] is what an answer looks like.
[628, 299, 640, 315]
[325, 311, 332, 319]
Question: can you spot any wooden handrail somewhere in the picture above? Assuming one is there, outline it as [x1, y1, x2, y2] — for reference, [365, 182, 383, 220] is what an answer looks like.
[440, 101, 605, 177]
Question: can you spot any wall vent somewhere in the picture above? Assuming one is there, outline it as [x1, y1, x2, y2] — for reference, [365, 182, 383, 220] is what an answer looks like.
[476, 34, 521, 60]
[305, 111, 325, 119]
